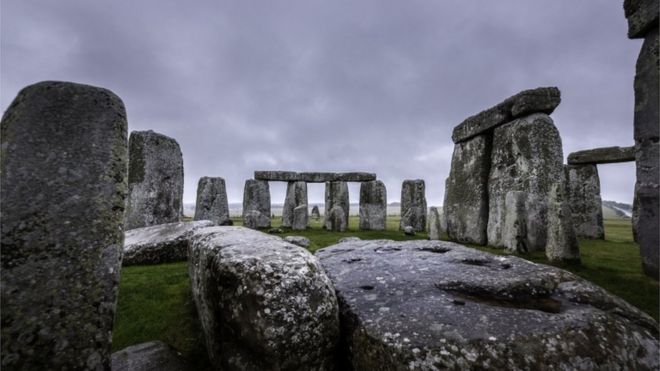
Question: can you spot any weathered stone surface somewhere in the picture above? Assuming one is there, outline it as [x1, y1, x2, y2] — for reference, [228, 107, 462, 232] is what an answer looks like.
[242, 179, 271, 229]
[566, 164, 605, 239]
[111, 341, 191, 371]
[188, 227, 339, 370]
[125, 130, 184, 229]
[283, 235, 311, 248]
[123, 221, 214, 266]
[282, 181, 308, 229]
[292, 204, 309, 231]
[311, 205, 321, 220]
[624, 0, 659, 39]
[632, 28, 659, 279]
[316, 239, 659, 370]
[444, 135, 490, 244]
[255, 171, 376, 182]
[567, 146, 636, 165]
[403, 225, 416, 236]
[359, 180, 387, 231]
[194, 177, 229, 225]
[546, 182, 581, 263]
[0, 81, 128, 369]
[502, 191, 529, 253]
[452, 87, 561, 143]
[428, 206, 444, 240]
[324, 181, 349, 232]
[633, 189, 640, 242]
[400, 179, 427, 232]
[487, 114, 564, 250]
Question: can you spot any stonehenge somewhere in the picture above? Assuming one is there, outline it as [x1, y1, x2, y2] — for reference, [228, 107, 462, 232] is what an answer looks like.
[565, 164, 605, 239]
[427, 206, 445, 240]
[194, 177, 230, 225]
[567, 146, 635, 165]
[242, 179, 271, 229]
[125, 130, 184, 230]
[255, 171, 375, 182]
[359, 180, 387, 230]
[282, 181, 308, 230]
[400, 179, 427, 232]
[325, 181, 350, 231]
[624, 0, 659, 279]
[546, 181, 581, 263]
[1, 81, 128, 369]
[444, 88, 574, 255]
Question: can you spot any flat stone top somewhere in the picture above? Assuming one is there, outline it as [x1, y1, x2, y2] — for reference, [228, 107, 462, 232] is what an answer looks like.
[567, 146, 635, 165]
[316, 239, 658, 348]
[254, 171, 376, 182]
[124, 220, 214, 251]
[452, 87, 561, 143]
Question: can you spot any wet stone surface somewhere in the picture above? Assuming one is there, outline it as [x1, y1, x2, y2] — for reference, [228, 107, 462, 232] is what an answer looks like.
[316, 239, 659, 370]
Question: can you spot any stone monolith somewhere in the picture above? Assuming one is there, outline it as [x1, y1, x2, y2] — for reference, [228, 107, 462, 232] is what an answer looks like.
[546, 182, 581, 263]
[242, 179, 271, 229]
[400, 179, 427, 232]
[324, 181, 349, 231]
[194, 177, 229, 225]
[359, 180, 387, 230]
[565, 165, 604, 239]
[282, 181, 308, 229]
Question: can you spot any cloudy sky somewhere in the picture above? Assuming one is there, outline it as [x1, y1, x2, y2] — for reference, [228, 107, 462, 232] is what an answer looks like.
[1, 1, 642, 205]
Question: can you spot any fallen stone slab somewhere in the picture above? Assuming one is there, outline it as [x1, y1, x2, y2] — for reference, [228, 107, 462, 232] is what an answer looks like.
[0, 81, 128, 369]
[316, 239, 659, 370]
[567, 146, 635, 165]
[111, 341, 191, 371]
[188, 226, 340, 370]
[123, 221, 214, 266]
[254, 171, 376, 182]
[452, 87, 561, 143]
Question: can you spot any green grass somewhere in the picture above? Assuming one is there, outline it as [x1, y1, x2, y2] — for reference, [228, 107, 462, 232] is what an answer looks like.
[112, 217, 658, 365]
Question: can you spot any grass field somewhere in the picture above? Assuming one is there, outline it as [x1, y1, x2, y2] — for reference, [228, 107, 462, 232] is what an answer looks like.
[112, 217, 659, 366]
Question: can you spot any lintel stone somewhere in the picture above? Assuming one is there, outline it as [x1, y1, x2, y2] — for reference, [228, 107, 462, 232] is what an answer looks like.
[255, 171, 376, 183]
[567, 146, 635, 165]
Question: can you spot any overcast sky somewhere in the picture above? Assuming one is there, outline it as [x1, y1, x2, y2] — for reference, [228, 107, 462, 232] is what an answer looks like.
[1, 1, 642, 205]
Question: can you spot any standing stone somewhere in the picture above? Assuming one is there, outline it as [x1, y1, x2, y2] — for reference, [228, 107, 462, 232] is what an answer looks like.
[444, 135, 490, 244]
[292, 204, 309, 231]
[0, 81, 128, 369]
[487, 114, 564, 250]
[565, 165, 605, 239]
[242, 179, 271, 229]
[324, 181, 349, 232]
[311, 205, 321, 220]
[282, 181, 308, 229]
[125, 130, 184, 229]
[427, 207, 445, 240]
[502, 191, 529, 253]
[632, 190, 640, 242]
[400, 180, 427, 232]
[194, 177, 229, 225]
[359, 180, 387, 231]
[632, 27, 659, 279]
[546, 182, 581, 263]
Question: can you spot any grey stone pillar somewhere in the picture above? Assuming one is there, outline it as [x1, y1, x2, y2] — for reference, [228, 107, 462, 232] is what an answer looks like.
[194, 177, 230, 225]
[400, 179, 427, 232]
[565, 164, 604, 239]
[324, 181, 349, 231]
[428, 206, 445, 240]
[444, 135, 490, 245]
[125, 130, 184, 229]
[242, 179, 271, 229]
[487, 114, 564, 251]
[282, 181, 308, 230]
[546, 182, 581, 263]
[359, 180, 387, 230]
[1, 81, 128, 369]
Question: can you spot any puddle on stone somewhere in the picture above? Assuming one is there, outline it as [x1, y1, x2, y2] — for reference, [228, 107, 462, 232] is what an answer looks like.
[343, 258, 363, 264]
[360, 285, 375, 290]
[460, 258, 490, 266]
[417, 246, 451, 254]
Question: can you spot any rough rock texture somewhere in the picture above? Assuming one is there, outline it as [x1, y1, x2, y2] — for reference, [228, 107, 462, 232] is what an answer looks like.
[316, 239, 660, 370]
[546, 182, 581, 263]
[123, 221, 214, 266]
[188, 227, 340, 370]
[311, 205, 321, 220]
[242, 179, 271, 229]
[283, 236, 311, 248]
[487, 114, 564, 250]
[359, 180, 387, 231]
[292, 204, 309, 231]
[444, 135, 490, 244]
[502, 191, 529, 253]
[324, 181, 349, 232]
[452, 87, 561, 143]
[255, 171, 376, 182]
[0, 81, 128, 370]
[428, 207, 444, 240]
[282, 181, 308, 229]
[567, 146, 636, 165]
[624, 0, 659, 39]
[633, 190, 640, 242]
[111, 341, 191, 371]
[194, 177, 229, 225]
[633, 28, 660, 279]
[400, 179, 427, 232]
[565, 164, 605, 239]
[125, 130, 184, 229]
